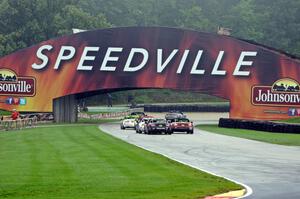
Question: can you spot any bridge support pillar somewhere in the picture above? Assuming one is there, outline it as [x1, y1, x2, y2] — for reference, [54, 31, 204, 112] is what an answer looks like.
[53, 95, 78, 123]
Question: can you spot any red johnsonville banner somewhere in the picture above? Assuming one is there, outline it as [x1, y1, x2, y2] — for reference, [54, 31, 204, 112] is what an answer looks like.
[0, 27, 300, 120]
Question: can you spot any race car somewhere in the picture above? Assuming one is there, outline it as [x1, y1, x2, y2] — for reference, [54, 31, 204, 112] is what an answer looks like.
[130, 111, 145, 117]
[167, 117, 194, 134]
[165, 110, 186, 121]
[120, 116, 137, 129]
[135, 116, 153, 134]
[144, 118, 169, 134]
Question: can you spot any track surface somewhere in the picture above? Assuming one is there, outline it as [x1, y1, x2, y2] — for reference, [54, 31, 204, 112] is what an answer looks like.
[99, 116, 300, 199]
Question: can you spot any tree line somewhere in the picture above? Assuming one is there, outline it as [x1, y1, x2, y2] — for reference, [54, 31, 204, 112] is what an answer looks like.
[0, 0, 299, 57]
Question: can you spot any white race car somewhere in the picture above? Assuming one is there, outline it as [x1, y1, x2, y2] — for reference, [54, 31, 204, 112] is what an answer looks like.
[120, 118, 137, 129]
[135, 117, 153, 133]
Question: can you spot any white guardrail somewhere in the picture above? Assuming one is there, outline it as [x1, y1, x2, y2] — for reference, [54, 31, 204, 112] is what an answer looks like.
[78, 111, 131, 119]
[78, 108, 144, 119]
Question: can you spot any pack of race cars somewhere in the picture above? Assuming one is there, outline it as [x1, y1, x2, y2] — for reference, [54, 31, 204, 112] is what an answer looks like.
[120, 111, 194, 134]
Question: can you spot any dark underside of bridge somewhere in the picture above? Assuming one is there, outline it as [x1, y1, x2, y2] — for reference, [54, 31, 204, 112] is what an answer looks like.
[53, 88, 132, 123]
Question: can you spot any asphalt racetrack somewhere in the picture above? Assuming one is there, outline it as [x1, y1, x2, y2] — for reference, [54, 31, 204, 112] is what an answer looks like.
[99, 113, 300, 199]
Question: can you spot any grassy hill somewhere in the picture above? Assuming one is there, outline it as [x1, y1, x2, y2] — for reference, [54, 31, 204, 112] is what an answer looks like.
[85, 89, 227, 106]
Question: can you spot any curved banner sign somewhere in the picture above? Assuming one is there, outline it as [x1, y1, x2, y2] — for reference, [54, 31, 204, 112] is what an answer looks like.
[0, 27, 300, 120]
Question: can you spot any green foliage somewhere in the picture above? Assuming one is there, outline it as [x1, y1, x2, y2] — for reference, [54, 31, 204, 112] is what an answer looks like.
[0, 0, 111, 56]
[0, 125, 242, 198]
[280, 117, 300, 124]
[0, 0, 299, 57]
[85, 89, 226, 105]
[0, 109, 10, 115]
[198, 125, 300, 146]
[225, 0, 264, 40]
[53, 5, 111, 35]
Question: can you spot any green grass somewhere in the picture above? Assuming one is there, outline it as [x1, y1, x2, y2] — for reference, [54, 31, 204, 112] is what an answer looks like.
[280, 117, 300, 124]
[197, 125, 300, 146]
[0, 125, 242, 199]
[0, 109, 11, 116]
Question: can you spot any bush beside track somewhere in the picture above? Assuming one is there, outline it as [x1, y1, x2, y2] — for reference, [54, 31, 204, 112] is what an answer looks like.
[219, 118, 300, 134]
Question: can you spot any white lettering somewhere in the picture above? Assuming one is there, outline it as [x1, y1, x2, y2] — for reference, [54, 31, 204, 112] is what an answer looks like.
[233, 51, 257, 76]
[124, 48, 149, 72]
[26, 84, 32, 92]
[176, 50, 190, 74]
[190, 50, 205, 74]
[32, 45, 53, 70]
[255, 89, 300, 104]
[0, 81, 33, 94]
[100, 47, 123, 71]
[255, 90, 262, 101]
[157, 49, 178, 73]
[211, 51, 226, 75]
[77, 47, 100, 71]
[54, 46, 76, 70]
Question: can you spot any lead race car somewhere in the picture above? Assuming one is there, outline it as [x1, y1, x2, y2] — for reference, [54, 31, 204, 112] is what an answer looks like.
[165, 110, 186, 121]
[120, 112, 145, 130]
[120, 115, 138, 130]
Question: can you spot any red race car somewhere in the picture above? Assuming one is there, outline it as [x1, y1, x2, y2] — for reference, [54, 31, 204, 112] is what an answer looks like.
[167, 118, 194, 134]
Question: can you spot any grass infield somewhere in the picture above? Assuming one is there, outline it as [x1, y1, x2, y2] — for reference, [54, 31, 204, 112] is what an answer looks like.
[197, 125, 300, 146]
[280, 116, 300, 124]
[0, 125, 241, 199]
[0, 109, 11, 116]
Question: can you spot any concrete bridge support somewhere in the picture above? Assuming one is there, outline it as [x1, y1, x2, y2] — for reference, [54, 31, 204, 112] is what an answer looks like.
[53, 95, 78, 123]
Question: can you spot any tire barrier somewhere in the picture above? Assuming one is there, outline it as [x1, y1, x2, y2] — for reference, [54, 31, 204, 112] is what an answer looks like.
[0, 118, 38, 131]
[144, 104, 229, 112]
[219, 118, 300, 134]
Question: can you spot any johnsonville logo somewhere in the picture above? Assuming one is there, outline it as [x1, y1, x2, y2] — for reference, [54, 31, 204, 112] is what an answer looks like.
[0, 69, 36, 96]
[252, 78, 300, 107]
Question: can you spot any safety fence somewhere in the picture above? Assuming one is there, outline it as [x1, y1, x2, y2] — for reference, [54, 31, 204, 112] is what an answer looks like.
[78, 108, 144, 119]
[144, 104, 230, 112]
[78, 111, 131, 119]
[0, 118, 38, 131]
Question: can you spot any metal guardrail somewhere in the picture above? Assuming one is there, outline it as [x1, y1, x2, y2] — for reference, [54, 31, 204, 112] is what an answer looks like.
[0, 118, 38, 131]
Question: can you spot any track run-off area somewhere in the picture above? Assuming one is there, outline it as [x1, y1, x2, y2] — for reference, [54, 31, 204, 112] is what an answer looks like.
[99, 113, 300, 199]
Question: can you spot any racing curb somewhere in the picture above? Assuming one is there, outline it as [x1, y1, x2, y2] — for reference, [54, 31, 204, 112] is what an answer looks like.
[204, 189, 246, 199]
[98, 125, 253, 199]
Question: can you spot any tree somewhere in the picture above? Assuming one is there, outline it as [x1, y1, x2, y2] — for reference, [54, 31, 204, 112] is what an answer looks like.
[223, 0, 264, 41]
[53, 5, 111, 35]
[0, 0, 110, 57]
[0, 0, 299, 57]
